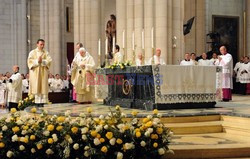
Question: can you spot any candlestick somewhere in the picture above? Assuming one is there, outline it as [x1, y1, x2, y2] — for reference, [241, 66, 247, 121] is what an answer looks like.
[122, 30, 125, 49]
[151, 27, 154, 49]
[113, 37, 115, 53]
[142, 29, 144, 50]
[132, 31, 135, 51]
[98, 38, 101, 56]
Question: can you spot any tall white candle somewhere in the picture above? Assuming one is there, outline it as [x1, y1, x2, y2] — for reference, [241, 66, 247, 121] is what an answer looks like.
[98, 38, 101, 56]
[113, 37, 115, 53]
[132, 31, 135, 51]
[142, 29, 144, 49]
[105, 37, 108, 55]
[122, 30, 125, 49]
[151, 27, 154, 48]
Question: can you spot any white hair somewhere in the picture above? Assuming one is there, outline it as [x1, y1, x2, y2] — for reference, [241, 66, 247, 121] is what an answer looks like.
[79, 47, 86, 53]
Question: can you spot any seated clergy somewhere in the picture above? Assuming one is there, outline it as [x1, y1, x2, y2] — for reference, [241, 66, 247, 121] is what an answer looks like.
[136, 53, 144, 66]
[48, 73, 54, 92]
[191, 53, 198, 65]
[198, 53, 212, 66]
[113, 45, 124, 64]
[53, 74, 64, 92]
[180, 53, 194, 66]
[71, 48, 95, 104]
[210, 53, 219, 66]
[147, 48, 166, 65]
[6, 65, 22, 111]
[22, 73, 29, 93]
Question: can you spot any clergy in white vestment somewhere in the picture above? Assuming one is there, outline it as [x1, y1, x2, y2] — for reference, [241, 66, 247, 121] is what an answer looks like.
[113, 45, 124, 64]
[71, 48, 96, 104]
[191, 53, 198, 65]
[0, 79, 6, 108]
[147, 48, 166, 65]
[135, 53, 144, 66]
[72, 43, 83, 67]
[210, 53, 220, 66]
[180, 53, 195, 66]
[233, 56, 244, 94]
[218, 46, 233, 101]
[198, 53, 212, 66]
[53, 74, 64, 92]
[237, 56, 250, 94]
[48, 73, 55, 92]
[22, 73, 29, 93]
[6, 65, 22, 111]
[27, 39, 52, 107]
[63, 75, 69, 90]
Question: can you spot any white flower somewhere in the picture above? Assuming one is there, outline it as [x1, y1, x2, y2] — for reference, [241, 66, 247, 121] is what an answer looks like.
[14, 112, 20, 117]
[147, 128, 153, 134]
[73, 143, 79, 150]
[6, 151, 14, 158]
[43, 110, 48, 114]
[65, 117, 70, 122]
[43, 130, 50, 136]
[21, 130, 27, 135]
[63, 147, 70, 158]
[117, 124, 124, 130]
[28, 119, 35, 125]
[169, 131, 174, 137]
[167, 149, 174, 154]
[117, 152, 123, 159]
[96, 125, 103, 132]
[158, 148, 165, 155]
[140, 141, 146, 147]
[65, 110, 71, 116]
[82, 135, 87, 141]
[79, 113, 86, 118]
[121, 113, 126, 118]
[124, 143, 134, 150]
[86, 118, 92, 123]
[16, 120, 23, 125]
[94, 138, 101, 145]
[157, 113, 162, 118]
[2, 125, 8, 131]
[12, 135, 18, 142]
[79, 119, 86, 126]
[109, 138, 116, 145]
[153, 118, 160, 125]
[31, 148, 36, 153]
[104, 125, 109, 130]
[145, 131, 150, 137]
[5, 118, 11, 123]
[84, 146, 90, 150]
[68, 137, 73, 144]
[19, 145, 25, 151]
[84, 151, 90, 157]
[99, 115, 104, 120]
[81, 127, 88, 134]
[147, 115, 152, 119]
[132, 118, 138, 125]
[46, 149, 54, 155]
[52, 134, 58, 142]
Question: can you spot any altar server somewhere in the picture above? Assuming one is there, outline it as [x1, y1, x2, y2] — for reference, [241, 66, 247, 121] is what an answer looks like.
[238, 56, 250, 94]
[113, 45, 124, 64]
[233, 56, 244, 94]
[198, 53, 212, 66]
[136, 53, 144, 66]
[191, 53, 198, 65]
[210, 53, 219, 66]
[147, 48, 166, 65]
[6, 65, 22, 110]
[0, 79, 6, 108]
[218, 46, 233, 101]
[53, 74, 64, 92]
[27, 39, 52, 107]
[22, 73, 29, 93]
[71, 48, 95, 104]
[180, 53, 194, 66]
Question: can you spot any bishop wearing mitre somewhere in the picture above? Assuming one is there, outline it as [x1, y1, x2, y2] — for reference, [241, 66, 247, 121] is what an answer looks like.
[71, 48, 96, 104]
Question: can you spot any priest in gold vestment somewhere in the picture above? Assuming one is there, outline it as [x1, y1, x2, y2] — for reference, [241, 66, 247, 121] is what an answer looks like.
[27, 39, 52, 107]
[71, 48, 96, 104]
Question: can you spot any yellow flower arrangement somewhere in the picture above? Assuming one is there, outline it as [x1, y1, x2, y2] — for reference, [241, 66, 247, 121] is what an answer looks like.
[31, 107, 37, 113]
[0, 104, 171, 159]
[10, 108, 17, 113]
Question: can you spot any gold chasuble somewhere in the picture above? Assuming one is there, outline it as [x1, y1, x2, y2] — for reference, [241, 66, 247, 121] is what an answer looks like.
[27, 48, 52, 104]
[71, 53, 95, 103]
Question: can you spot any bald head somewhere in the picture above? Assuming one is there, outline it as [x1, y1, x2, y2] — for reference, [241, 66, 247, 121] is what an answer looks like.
[137, 53, 143, 60]
[220, 46, 227, 55]
[155, 48, 161, 57]
[12, 65, 19, 73]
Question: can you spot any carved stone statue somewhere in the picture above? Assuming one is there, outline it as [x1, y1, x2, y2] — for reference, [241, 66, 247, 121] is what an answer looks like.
[106, 14, 116, 59]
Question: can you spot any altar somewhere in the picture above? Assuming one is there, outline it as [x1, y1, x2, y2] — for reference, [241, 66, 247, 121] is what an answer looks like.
[95, 65, 222, 110]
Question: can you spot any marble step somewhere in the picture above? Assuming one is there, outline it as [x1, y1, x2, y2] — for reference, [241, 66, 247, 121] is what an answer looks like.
[165, 121, 223, 135]
[161, 115, 221, 123]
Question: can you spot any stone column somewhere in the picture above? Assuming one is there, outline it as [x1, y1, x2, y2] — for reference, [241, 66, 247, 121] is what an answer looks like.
[116, 0, 127, 59]
[126, 0, 134, 61]
[144, 0, 154, 62]
[172, 0, 185, 64]
[90, 0, 101, 65]
[246, 0, 250, 56]
[195, 0, 205, 54]
[155, 0, 167, 63]
[40, 0, 62, 74]
[134, 0, 144, 56]
[73, 0, 80, 46]
[167, 0, 173, 64]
